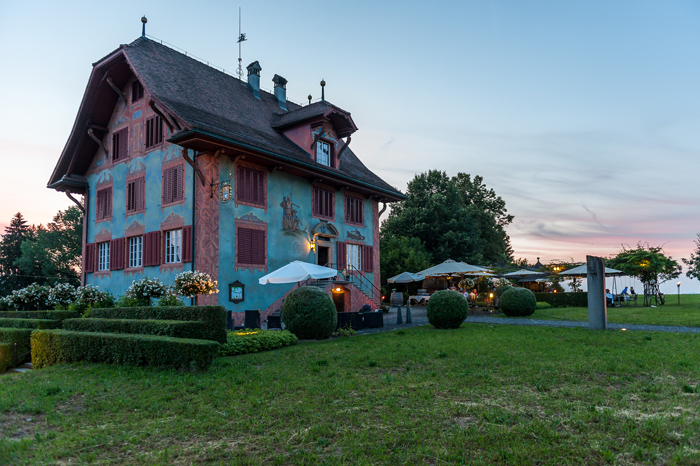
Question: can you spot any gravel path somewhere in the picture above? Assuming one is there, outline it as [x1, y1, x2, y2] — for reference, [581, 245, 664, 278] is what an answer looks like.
[355, 306, 700, 335]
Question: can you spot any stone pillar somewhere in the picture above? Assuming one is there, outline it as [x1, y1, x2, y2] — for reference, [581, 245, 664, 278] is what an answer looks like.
[587, 255, 607, 330]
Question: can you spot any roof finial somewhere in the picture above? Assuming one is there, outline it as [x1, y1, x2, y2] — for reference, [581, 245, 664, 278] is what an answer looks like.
[320, 79, 326, 101]
[236, 7, 247, 81]
[141, 16, 147, 37]
[307, 94, 312, 105]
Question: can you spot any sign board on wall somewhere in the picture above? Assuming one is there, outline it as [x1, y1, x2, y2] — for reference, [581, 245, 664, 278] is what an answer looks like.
[229, 280, 245, 303]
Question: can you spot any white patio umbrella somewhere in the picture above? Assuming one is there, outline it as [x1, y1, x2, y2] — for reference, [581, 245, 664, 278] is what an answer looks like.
[417, 259, 489, 277]
[258, 261, 338, 285]
[558, 264, 625, 277]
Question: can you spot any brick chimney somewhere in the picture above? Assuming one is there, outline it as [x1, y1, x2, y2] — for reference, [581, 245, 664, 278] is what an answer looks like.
[272, 74, 287, 111]
[247, 61, 262, 99]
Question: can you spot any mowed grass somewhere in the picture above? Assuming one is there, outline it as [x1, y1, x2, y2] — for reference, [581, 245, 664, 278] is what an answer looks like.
[1, 324, 700, 465]
[502, 294, 700, 327]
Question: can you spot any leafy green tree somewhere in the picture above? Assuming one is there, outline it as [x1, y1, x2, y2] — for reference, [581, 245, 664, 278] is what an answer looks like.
[682, 234, 700, 282]
[381, 170, 511, 265]
[453, 174, 513, 263]
[379, 235, 432, 295]
[608, 243, 681, 286]
[15, 206, 82, 286]
[0, 212, 35, 294]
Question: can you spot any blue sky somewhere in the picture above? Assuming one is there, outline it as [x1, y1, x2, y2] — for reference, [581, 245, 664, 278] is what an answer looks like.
[1, 1, 699, 293]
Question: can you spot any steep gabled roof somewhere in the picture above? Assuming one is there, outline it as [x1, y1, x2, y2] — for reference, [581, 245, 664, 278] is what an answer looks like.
[50, 37, 405, 201]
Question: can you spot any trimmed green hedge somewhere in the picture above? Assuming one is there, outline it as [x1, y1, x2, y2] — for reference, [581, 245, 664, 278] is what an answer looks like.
[0, 343, 13, 373]
[90, 306, 226, 343]
[0, 327, 33, 345]
[0, 310, 78, 320]
[220, 330, 298, 356]
[0, 318, 60, 329]
[533, 292, 588, 308]
[501, 288, 537, 317]
[31, 330, 219, 371]
[281, 287, 337, 340]
[64, 318, 208, 340]
[427, 290, 468, 329]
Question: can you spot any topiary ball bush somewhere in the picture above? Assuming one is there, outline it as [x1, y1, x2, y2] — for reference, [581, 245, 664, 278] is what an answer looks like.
[500, 287, 537, 317]
[281, 286, 337, 340]
[426, 290, 468, 329]
[495, 285, 513, 298]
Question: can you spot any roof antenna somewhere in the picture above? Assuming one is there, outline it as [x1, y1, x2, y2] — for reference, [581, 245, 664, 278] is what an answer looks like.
[236, 7, 247, 81]
[141, 16, 147, 37]
[320, 79, 326, 101]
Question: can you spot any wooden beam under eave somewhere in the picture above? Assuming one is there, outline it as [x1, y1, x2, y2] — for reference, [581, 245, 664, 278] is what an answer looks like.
[106, 77, 126, 105]
[180, 147, 207, 187]
[149, 101, 175, 133]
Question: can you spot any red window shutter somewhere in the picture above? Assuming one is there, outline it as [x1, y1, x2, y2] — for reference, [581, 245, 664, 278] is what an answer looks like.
[236, 168, 243, 201]
[162, 168, 170, 204]
[175, 165, 183, 201]
[182, 225, 192, 263]
[136, 177, 145, 211]
[336, 241, 346, 269]
[144, 231, 161, 267]
[251, 229, 265, 265]
[84, 243, 95, 273]
[119, 128, 128, 160]
[105, 187, 112, 218]
[363, 245, 374, 272]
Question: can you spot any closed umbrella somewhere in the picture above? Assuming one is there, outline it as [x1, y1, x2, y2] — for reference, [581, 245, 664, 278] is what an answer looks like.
[388, 272, 425, 324]
[259, 261, 338, 285]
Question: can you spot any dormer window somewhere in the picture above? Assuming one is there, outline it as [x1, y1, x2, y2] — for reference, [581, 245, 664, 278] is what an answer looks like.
[317, 140, 332, 167]
[132, 81, 144, 103]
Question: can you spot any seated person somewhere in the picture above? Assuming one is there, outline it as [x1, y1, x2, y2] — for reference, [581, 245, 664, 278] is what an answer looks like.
[469, 288, 478, 303]
[621, 286, 630, 300]
[630, 287, 636, 296]
[605, 288, 614, 306]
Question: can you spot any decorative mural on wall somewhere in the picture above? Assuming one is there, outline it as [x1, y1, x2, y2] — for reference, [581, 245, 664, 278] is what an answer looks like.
[347, 229, 365, 241]
[280, 194, 307, 234]
[311, 222, 339, 238]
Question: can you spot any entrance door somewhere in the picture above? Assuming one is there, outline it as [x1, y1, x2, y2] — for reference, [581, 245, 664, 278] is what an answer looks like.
[332, 289, 345, 313]
[318, 246, 330, 267]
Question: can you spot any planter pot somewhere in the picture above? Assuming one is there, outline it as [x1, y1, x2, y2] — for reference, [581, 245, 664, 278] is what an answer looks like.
[336, 311, 363, 331]
[362, 311, 383, 328]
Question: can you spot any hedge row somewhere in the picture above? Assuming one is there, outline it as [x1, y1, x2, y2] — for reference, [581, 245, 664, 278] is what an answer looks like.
[91, 306, 226, 343]
[31, 330, 219, 371]
[64, 318, 208, 340]
[0, 310, 78, 320]
[0, 344, 13, 373]
[220, 330, 298, 356]
[533, 292, 588, 307]
[0, 318, 60, 329]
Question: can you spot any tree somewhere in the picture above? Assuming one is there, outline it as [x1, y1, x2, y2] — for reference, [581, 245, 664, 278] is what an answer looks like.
[379, 235, 432, 295]
[453, 173, 514, 264]
[682, 233, 700, 282]
[15, 206, 82, 286]
[0, 213, 35, 295]
[381, 170, 512, 265]
[608, 243, 681, 305]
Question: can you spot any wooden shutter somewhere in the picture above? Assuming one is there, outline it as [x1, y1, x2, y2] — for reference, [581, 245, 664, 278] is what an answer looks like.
[182, 225, 193, 263]
[119, 128, 128, 160]
[336, 241, 346, 269]
[174, 165, 183, 202]
[110, 238, 125, 270]
[363, 245, 374, 272]
[106, 187, 112, 218]
[84, 243, 95, 273]
[143, 231, 161, 267]
[162, 168, 171, 204]
[156, 116, 163, 144]
[136, 177, 145, 211]
[251, 229, 264, 265]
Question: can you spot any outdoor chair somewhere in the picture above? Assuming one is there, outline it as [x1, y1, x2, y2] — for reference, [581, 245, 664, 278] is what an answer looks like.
[266, 311, 282, 330]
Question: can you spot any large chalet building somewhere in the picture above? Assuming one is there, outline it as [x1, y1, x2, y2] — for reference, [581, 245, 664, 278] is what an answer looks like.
[48, 36, 405, 323]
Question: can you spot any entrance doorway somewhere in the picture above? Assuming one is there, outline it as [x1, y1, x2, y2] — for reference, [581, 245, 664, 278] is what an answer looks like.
[317, 245, 330, 267]
[332, 289, 345, 313]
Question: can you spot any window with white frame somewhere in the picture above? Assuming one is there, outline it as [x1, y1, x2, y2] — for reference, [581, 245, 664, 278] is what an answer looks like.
[128, 236, 143, 268]
[165, 229, 182, 264]
[347, 244, 362, 271]
[317, 140, 331, 167]
[97, 242, 110, 271]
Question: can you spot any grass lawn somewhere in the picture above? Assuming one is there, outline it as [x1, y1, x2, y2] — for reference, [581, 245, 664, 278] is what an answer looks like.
[501, 294, 700, 327]
[1, 324, 700, 465]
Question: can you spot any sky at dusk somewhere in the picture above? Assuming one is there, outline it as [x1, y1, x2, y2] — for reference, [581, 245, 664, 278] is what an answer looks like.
[1, 1, 699, 294]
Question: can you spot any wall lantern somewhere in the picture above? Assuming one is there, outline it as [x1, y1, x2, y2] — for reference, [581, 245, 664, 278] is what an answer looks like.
[310, 240, 316, 252]
[335, 287, 342, 292]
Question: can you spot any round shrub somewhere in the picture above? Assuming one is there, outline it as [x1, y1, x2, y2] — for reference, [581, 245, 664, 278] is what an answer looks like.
[495, 285, 513, 298]
[426, 290, 468, 329]
[500, 287, 537, 317]
[281, 286, 337, 340]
